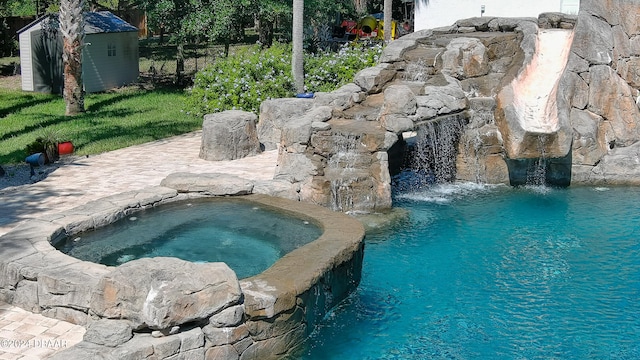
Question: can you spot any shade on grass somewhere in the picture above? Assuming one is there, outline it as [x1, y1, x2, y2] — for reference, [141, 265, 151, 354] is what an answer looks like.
[0, 87, 198, 164]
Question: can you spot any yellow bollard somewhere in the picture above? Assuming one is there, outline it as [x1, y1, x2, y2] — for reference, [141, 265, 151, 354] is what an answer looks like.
[376, 19, 398, 40]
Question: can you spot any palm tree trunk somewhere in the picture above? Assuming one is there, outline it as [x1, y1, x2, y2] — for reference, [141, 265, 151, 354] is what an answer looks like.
[292, 0, 304, 94]
[60, 0, 85, 115]
[383, 0, 392, 43]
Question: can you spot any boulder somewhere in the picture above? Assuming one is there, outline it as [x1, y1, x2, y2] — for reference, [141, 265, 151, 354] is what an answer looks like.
[252, 179, 300, 201]
[47, 342, 109, 360]
[378, 85, 417, 133]
[257, 98, 315, 150]
[559, 71, 589, 110]
[440, 37, 490, 79]
[274, 151, 318, 182]
[587, 65, 640, 146]
[37, 261, 109, 314]
[617, 57, 640, 88]
[200, 110, 261, 161]
[574, 141, 640, 185]
[538, 12, 576, 29]
[571, 14, 614, 65]
[205, 345, 240, 360]
[160, 173, 254, 195]
[612, 25, 631, 60]
[84, 319, 133, 347]
[581, 0, 640, 36]
[570, 109, 609, 166]
[90, 257, 242, 330]
[313, 84, 362, 110]
[632, 36, 640, 56]
[209, 304, 245, 328]
[202, 324, 250, 347]
[353, 63, 396, 94]
[378, 39, 418, 63]
[412, 75, 468, 123]
[380, 114, 414, 133]
[379, 85, 417, 116]
[279, 106, 332, 148]
[455, 17, 496, 32]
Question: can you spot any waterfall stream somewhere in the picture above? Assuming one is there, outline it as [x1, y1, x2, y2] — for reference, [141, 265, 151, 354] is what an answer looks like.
[526, 136, 548, 186]
[327, 134, 364, 212]
[398, 114, 466, 189]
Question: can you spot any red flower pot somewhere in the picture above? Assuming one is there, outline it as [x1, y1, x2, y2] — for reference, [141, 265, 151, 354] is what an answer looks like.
[58, 141, 74, 155]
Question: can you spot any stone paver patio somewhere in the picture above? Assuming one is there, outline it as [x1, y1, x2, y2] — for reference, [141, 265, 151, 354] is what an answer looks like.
[0, 131, 278, 359]
[0, 302, 85, 360]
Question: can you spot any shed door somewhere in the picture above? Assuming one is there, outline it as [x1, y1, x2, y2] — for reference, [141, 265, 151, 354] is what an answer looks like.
[31, 29, 64, 94]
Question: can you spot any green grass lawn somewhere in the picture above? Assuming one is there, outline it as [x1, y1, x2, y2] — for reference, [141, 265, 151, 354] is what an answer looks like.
[0, 37, 266, 165]
[0, 34, 270, 165]
[0, 87, 200, 164]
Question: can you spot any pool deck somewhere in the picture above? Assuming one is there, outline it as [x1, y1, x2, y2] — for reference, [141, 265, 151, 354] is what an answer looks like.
[0, 131, 278, 359]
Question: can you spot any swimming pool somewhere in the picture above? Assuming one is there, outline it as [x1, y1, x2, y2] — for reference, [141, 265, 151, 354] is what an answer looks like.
[302, 184, 640, 359]
[55, 197, 322, 279]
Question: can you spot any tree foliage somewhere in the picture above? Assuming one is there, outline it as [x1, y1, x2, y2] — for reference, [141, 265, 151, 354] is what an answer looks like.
[240, 0, 292, 47]
[0, 0, 59, 16]
[141, 0, 243, 44]
[87, 0, 139, 12]
[139, 0, 245, 79]
[0, 0, 32, 16]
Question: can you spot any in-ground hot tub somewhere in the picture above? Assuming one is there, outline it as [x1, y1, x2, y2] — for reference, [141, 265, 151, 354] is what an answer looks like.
[55, 197, 323, 279]
[0, 182, 365, 360]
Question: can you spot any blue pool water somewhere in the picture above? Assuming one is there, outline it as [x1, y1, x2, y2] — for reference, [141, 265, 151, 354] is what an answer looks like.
[302, 184, 640, 359]
[56, 198, 322, 279]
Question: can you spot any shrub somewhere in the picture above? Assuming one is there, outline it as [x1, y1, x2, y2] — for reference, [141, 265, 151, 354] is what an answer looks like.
[186, 43, 293, 116]
[304, 41, 382, 93]
[186, 41, 383, 116]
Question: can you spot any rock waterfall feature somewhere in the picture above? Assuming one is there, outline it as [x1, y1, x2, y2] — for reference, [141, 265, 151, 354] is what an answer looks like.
[250, 0, 640, 214]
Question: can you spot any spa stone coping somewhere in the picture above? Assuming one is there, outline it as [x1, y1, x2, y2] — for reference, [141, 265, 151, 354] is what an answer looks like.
[0, 175, 365, 324]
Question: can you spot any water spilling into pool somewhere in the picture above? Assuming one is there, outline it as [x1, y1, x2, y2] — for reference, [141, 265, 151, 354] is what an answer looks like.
[409, 115, 466, 185]
[301, 184, 640, 359]
[56, 198, 322, 279]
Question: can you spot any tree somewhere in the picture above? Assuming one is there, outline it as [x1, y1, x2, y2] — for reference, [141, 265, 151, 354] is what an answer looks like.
[241, 0, 291, 48]
[0, 0, 58, 16]
[140, 0, 241, 81]
[0, 0, 32, 16]
[292, 0, 303, 93]
[60, 0, 85, 115]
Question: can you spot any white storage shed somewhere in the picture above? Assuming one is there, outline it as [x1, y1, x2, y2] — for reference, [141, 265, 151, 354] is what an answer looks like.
[18, 11, 139, 93]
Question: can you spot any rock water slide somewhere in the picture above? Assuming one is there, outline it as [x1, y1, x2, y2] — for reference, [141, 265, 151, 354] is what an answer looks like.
[497, 28, 575, 160]
[513, 29, 574, 134]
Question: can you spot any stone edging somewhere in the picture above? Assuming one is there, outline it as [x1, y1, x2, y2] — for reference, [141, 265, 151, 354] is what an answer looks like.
[0, 180, 365, 360]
